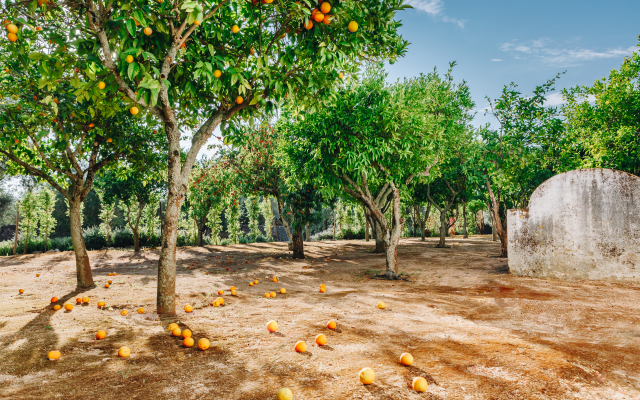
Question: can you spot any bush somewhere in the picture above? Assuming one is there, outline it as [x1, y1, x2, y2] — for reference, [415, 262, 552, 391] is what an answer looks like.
[0, 236, 73, 256]
[238, 236, 249, 244]
[255, 235, 267, 243]
[339, 228, 365, 240]
[220, 239, 233, 246]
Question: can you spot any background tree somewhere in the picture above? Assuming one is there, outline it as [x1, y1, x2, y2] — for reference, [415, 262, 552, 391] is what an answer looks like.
[483, 76, 562, 256]
[281, 66, 472, 275]
[259, 195, 275, 242]
[20, 191, 39, 254]
[245, 195, 261, 242]
[37, 188, 57, 252]
[96, 188, 118, 248]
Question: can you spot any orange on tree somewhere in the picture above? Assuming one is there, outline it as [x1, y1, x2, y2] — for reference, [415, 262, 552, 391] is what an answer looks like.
[7, 33, 17, 42]
[322, 14, 332, 25]
[348, 21, 359, 32]
[320, 2, 331, 13]
[231, 25, 240, 33]
[96, 330, 107, 340]
[313, 12, 324, 23]
[305, 20, 313, 30]
[144, 27, 152, 35]
[6, 24, 18, 34]
[98, 81, 106, 90]
[130, 106, 139, 115]
[236, 96, 243, 104]
[126, 55, 134, 63]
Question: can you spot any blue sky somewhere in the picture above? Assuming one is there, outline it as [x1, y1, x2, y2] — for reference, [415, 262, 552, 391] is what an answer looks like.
[388, 0, 640, 126]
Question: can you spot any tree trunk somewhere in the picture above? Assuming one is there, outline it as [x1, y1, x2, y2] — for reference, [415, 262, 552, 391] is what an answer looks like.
[332, 215, 336, 240]
[437, 208, 447, 248]
[305, 223, 310, 242]
[23, 225, 28, 255]
[486, 179, 507, 256]
[385, 236, 399, 274]
[371, 217, 385, 253]
[462, 199, 468, 239]
[13, 205, 19, 255]
[273, 217, 278, 241]
[69, 200, 94, 288]
[197, 221, 204, 247]
[292, 227, 305, 258]
[365, 213, 370, 242]
[133, 227, 140, 252]
[421, 203, 431, 241]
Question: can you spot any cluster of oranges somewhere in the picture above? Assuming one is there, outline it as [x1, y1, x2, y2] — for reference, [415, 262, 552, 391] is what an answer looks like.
[4, 21, 18, 42]
[168, 322, 210, 350]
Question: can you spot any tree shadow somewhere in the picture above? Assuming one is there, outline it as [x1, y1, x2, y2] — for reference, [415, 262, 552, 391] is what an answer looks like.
[317, 345, 335, 351]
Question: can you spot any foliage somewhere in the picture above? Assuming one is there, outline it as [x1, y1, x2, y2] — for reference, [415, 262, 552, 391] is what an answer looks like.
[225, 198, 241, 244]
[245, 195, 260, 241]
[37, 188, 57, 251]
[259, 196, 274, 242]
[20, 190, 39, 253]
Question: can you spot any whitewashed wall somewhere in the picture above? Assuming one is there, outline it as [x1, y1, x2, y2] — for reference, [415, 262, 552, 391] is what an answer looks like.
[508, 169, 640, 281]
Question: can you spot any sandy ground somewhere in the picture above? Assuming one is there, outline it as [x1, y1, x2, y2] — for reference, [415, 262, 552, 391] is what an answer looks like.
[1, 236, 639, 400]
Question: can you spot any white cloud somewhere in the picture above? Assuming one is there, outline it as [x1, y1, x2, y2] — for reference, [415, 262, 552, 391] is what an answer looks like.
[404, 0, 465, 28]
[491, 58, 504, 62]
[500, 38, 638, 67]
[442, 16, 466, 28]
[544, 92, 596, 107]
[404, 0, 443, 15]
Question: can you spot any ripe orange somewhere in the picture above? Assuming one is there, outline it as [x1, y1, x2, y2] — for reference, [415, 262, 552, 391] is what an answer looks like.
[137, 307, 144, 314]
[216, 297, 225, 305]
[276, 388, 293, 400]
[82, 297, 89, 303]
[377, 301, 385, 309]
[327, 320, 337, 330]
[231, 25, 240, 33]
[130, 106, 139, 115]
[359, 368, 375, 384]
[143, 27, 152, 35]
[322, 14, 331, 25]
[183, 337, 195, 347]
[400, 352, 413, 366]
[236, 96, 243, 104]
[51, 297, 58, 303]
[64, 303, 73, 311]
[19, 289, 24, 294]
[98, 301, 106, 307]
[98, 81, 106, 90]
[53, 305, 61, 311]
[265, 293, 271, 298]
[76, 297, 82, 303]
[412, 377, 428, 392]
[104, 283, 109, 288]
[118, 347, 131, 357]
[126, 55, 134, 63]
[197, 338, 210, 350]
[194, 19, 200, 26]
[107, 138, 112, 143]
[253, 279, 259, 285]
[168, 323, 179, 331]
[181, 329, 192, 339]
[305, 20, 313, 30]
[294, 341, 307, 353]
[280, 288, 286, 294]
[48, 350, 61, 360]
[320, 2, 331, 13]
[121, 310, 128, 316]
[338, 72, 343, 79]
[319, 287, 326, 293]
[96, 330, 106, 340]
[249, 282, 254, 286]
[272, 276, 278, 282]
[313, 12, 324, 22]
[184, 304, 193, 313]
[108, 280, 112, 284]
[218, 290, 224, 295]
[315, 334, 327, 346]
[6, 24, 18, 34]
[267, 320, 278, 332]
[7, 32, 17, 42]
[229, 286, 236, 291]
[270, 292, 276, 298]
[348, 21, 358, 32]
[36, 274, 40, 277]
[172, 327, 182, 337]
[212, 300, 220, 307]
[231, 290, 237, 296]
[89, 123, 95, 128]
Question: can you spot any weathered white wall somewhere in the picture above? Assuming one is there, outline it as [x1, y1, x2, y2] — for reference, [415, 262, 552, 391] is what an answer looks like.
[508, 169, 640, 281]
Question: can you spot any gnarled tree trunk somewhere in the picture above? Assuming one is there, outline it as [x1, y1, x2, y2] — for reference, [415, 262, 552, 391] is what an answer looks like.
[69, 199, 93, 288]
[486, 179, 507, 256]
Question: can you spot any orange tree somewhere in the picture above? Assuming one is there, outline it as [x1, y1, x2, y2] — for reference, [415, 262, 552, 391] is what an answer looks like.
[0, 31, 161, 287]
[4, 0, 409, 313]
[279, 67, 474, 276]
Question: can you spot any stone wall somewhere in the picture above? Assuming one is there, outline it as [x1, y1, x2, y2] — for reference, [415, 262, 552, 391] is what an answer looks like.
[508, 168, 640, 281]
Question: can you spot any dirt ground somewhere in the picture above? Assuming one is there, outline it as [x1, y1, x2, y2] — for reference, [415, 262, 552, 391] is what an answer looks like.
[1, 236, 639, 400]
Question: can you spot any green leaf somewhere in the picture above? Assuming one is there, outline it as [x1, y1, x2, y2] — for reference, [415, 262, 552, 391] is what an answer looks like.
[128, 62, 140, 81]
[125, 20, 136, 37]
